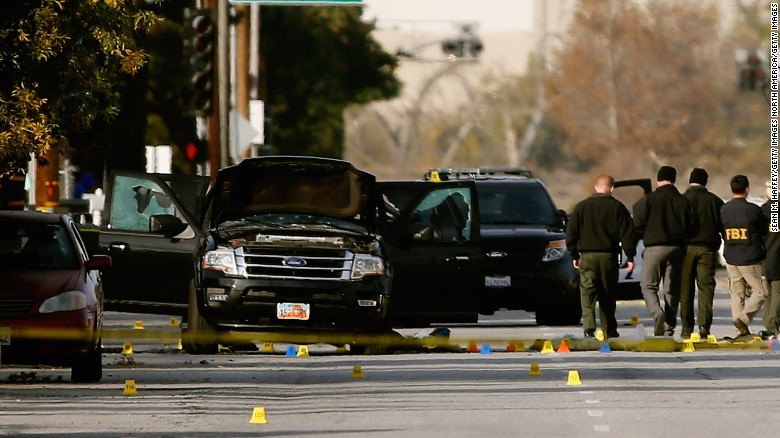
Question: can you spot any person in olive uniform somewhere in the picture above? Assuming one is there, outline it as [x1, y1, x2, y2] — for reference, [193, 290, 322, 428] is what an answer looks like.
[761, 182, 780, 339]
[566, 174, 636, 338]
[721, 175, 769, 339]
[680, 168, 724, 339]
[632, 166, 696, 336]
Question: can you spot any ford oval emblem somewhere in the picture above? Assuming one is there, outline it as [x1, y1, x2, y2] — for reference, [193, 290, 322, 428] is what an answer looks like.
[283, 256, 307, 267]
[486, 251, 508, 258]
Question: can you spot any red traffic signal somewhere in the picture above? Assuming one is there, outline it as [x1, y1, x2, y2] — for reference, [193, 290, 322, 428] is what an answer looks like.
[183, 139, 207, 162]
[185, 142, 198, 161]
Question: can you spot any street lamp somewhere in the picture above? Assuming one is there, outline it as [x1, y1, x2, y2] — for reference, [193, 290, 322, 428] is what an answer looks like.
[440, 24, 483, 60]
[395, 22, 483, 62]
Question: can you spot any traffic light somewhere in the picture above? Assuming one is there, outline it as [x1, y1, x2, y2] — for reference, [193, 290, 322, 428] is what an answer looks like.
[188, 9, 215, 114]
[183, 139, 208, 162]
[441, 25, 483, 59]
[441, 38, 464, 58]
[739, 51, 766, 91]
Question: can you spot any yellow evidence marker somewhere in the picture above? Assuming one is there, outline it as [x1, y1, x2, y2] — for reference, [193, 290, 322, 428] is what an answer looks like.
[250, 407, 268, 424]
[123, 379, 138, 396]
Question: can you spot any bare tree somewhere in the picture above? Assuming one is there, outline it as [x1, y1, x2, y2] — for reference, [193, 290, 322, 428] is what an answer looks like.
[545, 0, 734, 169]
[345, 61, 478, 177]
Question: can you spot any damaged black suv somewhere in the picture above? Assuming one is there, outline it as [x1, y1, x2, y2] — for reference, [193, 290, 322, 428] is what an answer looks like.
[97, 157, 485, 353]
[423, 168, 581, 325]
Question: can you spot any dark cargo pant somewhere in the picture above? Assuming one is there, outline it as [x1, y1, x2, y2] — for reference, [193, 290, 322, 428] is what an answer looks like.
[766, 280, 780, 336]
[679, 244, 718, 336]
[578, 252, 619, 336]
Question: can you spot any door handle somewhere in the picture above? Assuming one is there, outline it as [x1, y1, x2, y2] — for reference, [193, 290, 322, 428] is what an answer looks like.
[446, 255, 470, 262]
[109, 242, 128, 252]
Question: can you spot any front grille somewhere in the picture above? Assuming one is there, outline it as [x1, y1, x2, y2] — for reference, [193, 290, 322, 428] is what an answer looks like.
[245, 288, 344, 304]
[239, 246, 353, 280]
[0, 298, 33, 317]
[482, 241, 547, 269]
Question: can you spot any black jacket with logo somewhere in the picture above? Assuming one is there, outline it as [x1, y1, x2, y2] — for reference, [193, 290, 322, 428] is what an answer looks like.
[632, 184, 695, 248]
[762, 201, 780, 280]
[721, 197, 767, 266]
[683, 185, 724, 251]
[566, 193, 636, 261]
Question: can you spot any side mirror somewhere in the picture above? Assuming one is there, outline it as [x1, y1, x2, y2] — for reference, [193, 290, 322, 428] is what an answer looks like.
[85, 254, 112, 271]
[133, 185, 153, 213]
[411, 225, 435, 242]
[149, 214, 188, 237]
[555, 209, 568, 229]
[133, 185, 172, 212]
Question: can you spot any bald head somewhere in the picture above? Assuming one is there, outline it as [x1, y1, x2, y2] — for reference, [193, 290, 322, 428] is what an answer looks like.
[594, 174, 615, 194]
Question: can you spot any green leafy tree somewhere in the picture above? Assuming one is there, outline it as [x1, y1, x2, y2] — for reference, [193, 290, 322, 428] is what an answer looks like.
[261, 6, 400, 157]
[0, 0, 160, 178]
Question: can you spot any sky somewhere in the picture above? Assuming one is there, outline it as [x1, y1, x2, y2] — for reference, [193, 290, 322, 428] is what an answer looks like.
[361, 0, 535, 33]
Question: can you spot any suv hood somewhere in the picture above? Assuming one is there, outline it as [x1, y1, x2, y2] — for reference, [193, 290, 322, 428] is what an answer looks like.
[208, 156, 378, 230]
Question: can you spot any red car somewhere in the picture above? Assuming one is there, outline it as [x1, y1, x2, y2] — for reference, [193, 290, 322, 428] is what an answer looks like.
[0, 211, 111, 382]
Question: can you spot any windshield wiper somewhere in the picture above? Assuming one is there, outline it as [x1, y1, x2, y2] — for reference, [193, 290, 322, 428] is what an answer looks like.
[299, 221, 364, 235]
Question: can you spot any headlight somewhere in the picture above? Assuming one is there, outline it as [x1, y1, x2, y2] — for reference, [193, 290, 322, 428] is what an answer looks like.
[542, 239, 567, 262]
[202, 248, 238, 275]
[39, 291, 87, 314]
[351, 254, 385, 279]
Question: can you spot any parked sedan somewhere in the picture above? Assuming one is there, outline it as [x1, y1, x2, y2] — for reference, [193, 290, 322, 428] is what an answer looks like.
[0, 211, 111, 382]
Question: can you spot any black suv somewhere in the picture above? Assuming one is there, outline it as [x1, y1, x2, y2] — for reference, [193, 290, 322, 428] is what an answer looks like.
[95, 157, 486, 353]
[423, 168, 581, 325]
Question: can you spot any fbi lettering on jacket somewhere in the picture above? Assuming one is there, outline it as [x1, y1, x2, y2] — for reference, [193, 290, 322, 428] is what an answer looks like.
[724, 227, 749, 242]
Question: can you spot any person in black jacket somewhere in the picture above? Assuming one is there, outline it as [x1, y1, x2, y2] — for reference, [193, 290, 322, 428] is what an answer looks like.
[680, 168, 724, 339]
[761, 182, 780, 339]
[721, 175, 769, 339]
[632, 166, 696, 336]
[566, 174, 636, 339]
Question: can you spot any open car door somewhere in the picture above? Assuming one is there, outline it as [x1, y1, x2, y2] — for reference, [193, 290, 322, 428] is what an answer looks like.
[612, 178, 653, 300]
[98, 171, 209, 315]
[379, 181, 482, 327]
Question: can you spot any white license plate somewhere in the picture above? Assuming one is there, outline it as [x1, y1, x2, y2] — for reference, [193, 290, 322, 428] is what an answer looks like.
[0, 327, 10, 345]
[485, 276, 511, 288]
[276, 303, 310, 320]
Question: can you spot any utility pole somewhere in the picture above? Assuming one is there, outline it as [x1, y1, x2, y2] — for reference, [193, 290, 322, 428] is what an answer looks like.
[217, 0, 230, 171]
[236, 4, 250, 120]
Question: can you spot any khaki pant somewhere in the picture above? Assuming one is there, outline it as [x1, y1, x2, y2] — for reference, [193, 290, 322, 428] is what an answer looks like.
[725, 263, 769, 329]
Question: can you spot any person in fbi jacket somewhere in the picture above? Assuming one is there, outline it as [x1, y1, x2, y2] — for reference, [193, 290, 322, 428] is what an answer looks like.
[721, 174, 769, 340]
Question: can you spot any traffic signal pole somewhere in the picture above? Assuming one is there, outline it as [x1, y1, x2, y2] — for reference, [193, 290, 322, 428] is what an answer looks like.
[217, 0, 230, 173]
[235, 5, 250, 121]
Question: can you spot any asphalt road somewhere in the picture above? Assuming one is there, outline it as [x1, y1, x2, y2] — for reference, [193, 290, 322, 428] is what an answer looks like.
[2, 270, 780, 437]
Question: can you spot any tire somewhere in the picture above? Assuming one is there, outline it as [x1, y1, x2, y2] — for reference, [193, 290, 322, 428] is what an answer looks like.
[182, 280, 219, 355]
[71, 341, 102, 383]
[536, 305, 582, 326]
[535, 284, 582, 326]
